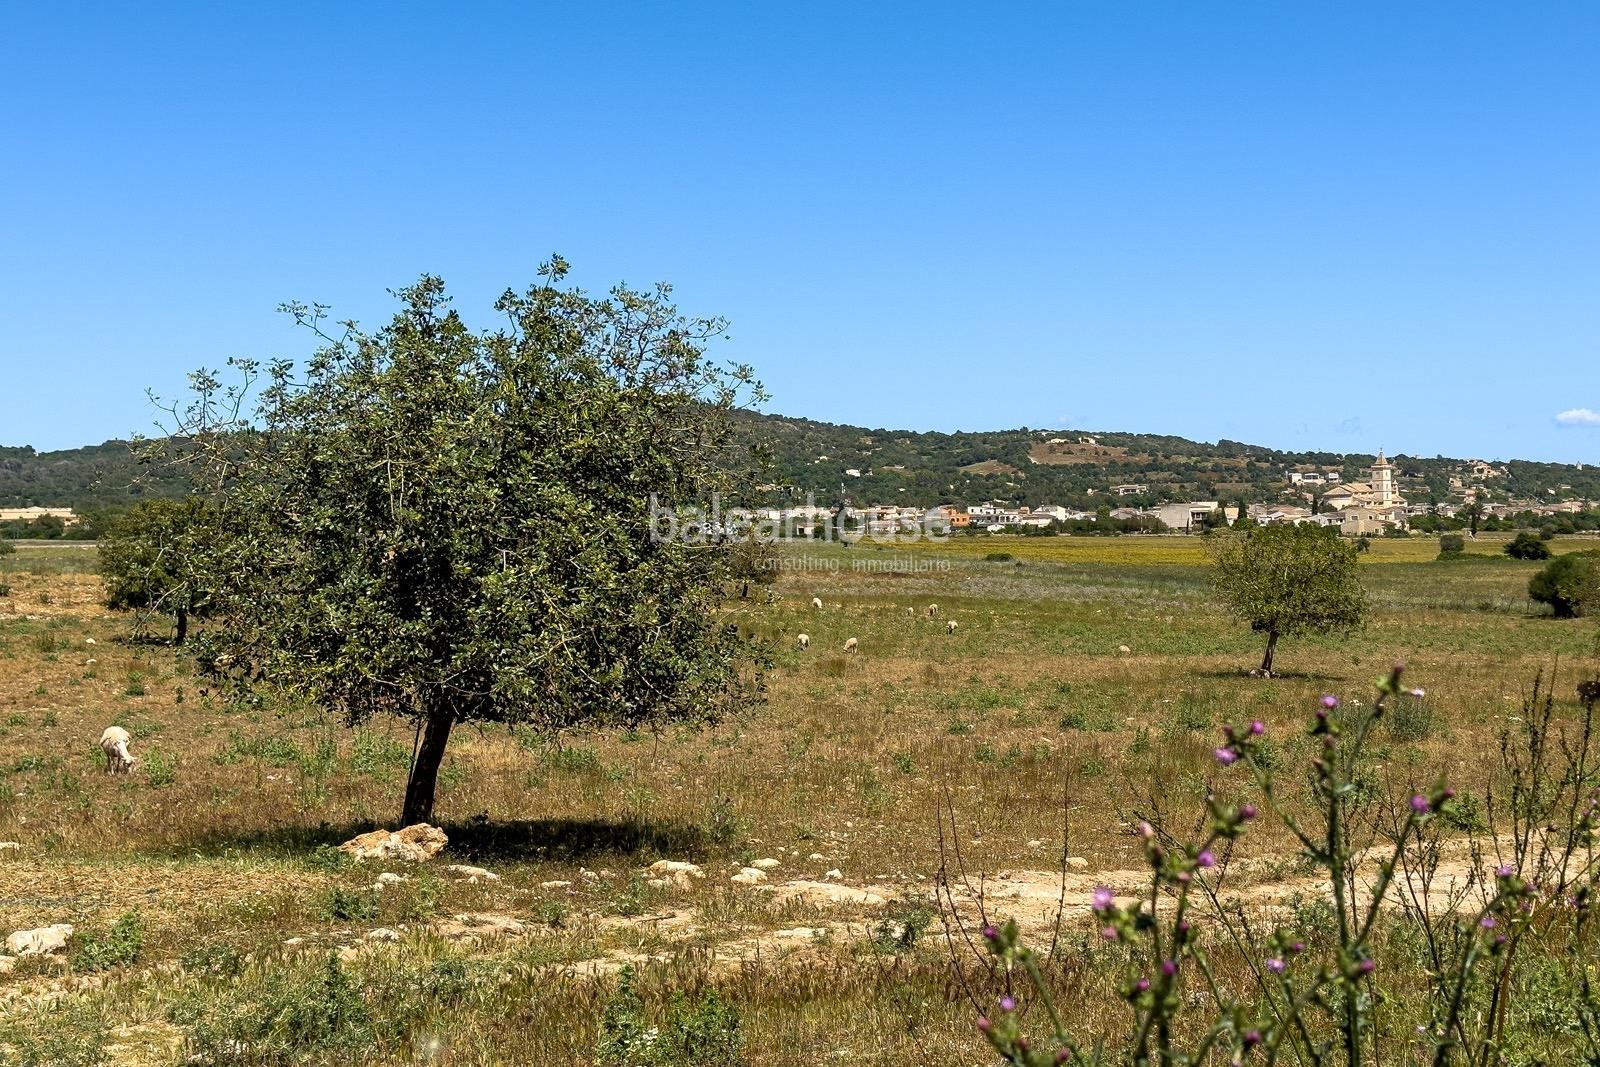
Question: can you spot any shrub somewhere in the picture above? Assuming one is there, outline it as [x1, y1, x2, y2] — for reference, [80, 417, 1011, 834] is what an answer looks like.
[1505, 531, 1552, 560]
[179, 953, 374, 1063]
[1437, 533, 1465, 558]
[1528, 550, 1600, 617]
[984, 551, 1015, 562]
[595, 965, 742, 1066]
[70, 911, 143, 972]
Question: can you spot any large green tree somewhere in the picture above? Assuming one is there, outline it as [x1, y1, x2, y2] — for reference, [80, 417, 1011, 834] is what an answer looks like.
[99, 497, 216, 642]
[1208, 523, 1368, 676]
[163, 260, 767, 824]
[1528, 551, 1600, 618]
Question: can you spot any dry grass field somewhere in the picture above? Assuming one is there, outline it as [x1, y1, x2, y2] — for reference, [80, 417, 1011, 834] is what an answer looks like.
[1, 535, 1597, 1064]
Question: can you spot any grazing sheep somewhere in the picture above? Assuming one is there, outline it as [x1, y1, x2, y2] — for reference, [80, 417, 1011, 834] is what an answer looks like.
[811, 597, 824, 611]
[946, 619, 958, 635]
[925, 604, 939, 618]
[797, 633, 810, 650]
[843, 637, 858, 653]
[99, 726, 137, 775]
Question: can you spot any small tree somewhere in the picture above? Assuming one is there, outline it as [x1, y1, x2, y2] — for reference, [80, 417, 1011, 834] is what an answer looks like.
[1437, 532, 1465, 558]
[1208, 524, 1368, 676]
[1528, 550, 1600, 618]
[1504, 531, 1552, 560]
[100, 498, 216, 642]
[160, 261, 766, 825]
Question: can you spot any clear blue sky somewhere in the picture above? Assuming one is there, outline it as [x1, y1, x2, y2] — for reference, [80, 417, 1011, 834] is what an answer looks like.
[4, 3, 1598, 461]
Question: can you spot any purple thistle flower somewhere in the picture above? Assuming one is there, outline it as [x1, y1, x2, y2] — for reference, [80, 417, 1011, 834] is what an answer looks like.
[1267, 957, 1286, 973]
[1160, 959, 1177, 977]
[977, 1015, 991, 1033]
[1250, 720, 1266, 735]
[1134, 977, 1150, 993]
[1358, 958, 1376, 975]
[999, 995, 1017, 1012]
[1480, 915, 1496, 929]
[1239, 803, 1258, 821]
[1101, 926, 1118, 941]
[1410, 687, 1426, 698]
[1197, 850, 1215, 868]
[1092, 886, 1115, 911]
[1290, 941, 1305, 954]
[981, 925, 998, 941]
[1496, 864, 1514, 878]
[1244, 1030, 1262, 1048]
[1411, 795, 1430, 814]
[1321, 695, 1340, 709]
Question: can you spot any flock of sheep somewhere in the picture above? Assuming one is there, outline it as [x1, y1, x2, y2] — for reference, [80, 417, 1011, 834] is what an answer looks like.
[796, 597, 956, 654]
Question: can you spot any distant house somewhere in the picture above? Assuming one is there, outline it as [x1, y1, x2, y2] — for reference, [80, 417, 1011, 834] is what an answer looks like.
[1287, 467, 1342, 486]
[1110, 483, 1148, 497]
[1152, 501, 1223, 532]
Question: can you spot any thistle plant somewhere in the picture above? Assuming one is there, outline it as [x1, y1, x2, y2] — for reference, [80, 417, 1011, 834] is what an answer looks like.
[953, 666, 1600, 1066]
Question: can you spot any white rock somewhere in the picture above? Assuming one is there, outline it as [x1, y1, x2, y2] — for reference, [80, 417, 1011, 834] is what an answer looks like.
[444, 864, 500, 884]
[808, 852, 826, 861]
[539, 880, 573, 890]
[282, 936, 305, 947]
[1026, 839, 1044, 850]
[823, 868, 843, 882]
[645, 860, 705, 889]
[338, 824, 448, 863]
[0, 842, 20, 852]
[375, 872, 407, 885]
[1117, 645, 1131, 654]
[366, 927, 401, 942]
[1066, 856, 1089, 870]
[5, 924, 72, 956]
[85, 638, 96, 645]
[752, 857, 780, 871]
[0, 955, 14, 974]
[731, 867, 768, 886]
[580, 868, 600, 883]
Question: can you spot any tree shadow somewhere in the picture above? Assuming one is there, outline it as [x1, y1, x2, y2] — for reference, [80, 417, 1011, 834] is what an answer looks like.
[167, 816, 712, 864]
[1191, 667, 1347, 682]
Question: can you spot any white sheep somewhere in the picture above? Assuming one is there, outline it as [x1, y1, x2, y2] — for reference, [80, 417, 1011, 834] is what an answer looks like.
[946, 619, 958, 635]
[811, 597, 824, 611]
[843, 637, 858, 653]
[925, 604, 939, 618]
[797, 633, 810, 650]
[907, 607, 915, 617]
[99, 726, 137, 775]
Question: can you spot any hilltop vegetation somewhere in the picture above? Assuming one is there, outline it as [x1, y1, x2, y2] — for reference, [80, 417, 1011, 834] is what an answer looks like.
[5, 411, 1599, 518]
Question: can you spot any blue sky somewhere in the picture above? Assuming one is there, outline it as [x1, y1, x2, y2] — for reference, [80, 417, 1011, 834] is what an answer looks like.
[3, 3, 1598, 461]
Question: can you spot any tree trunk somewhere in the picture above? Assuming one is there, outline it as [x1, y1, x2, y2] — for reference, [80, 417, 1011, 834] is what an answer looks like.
[1260, 628, 1280, 676]
[401, 711, 455, 826]
[174, 608, 188, 645]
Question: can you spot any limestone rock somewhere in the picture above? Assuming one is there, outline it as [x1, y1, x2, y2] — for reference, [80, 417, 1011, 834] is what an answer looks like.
[823, 868, 843, 882]
[372, 872, 408, 891]
[752, 858, 780, 871]
[771, 881, 886, 908]
[366, 927, 401, 942]
[444, 863, 500, 884]
[433, 913, 524, 942]
[0, 955, 14, 974]
[539, 880, 572, 890]
[645, 860, 705, 889]
[6, 924, 73, 956]
[338, 824, 447, 863]
[731, 867, 768, 886]
[1066, 856, 1089, 871]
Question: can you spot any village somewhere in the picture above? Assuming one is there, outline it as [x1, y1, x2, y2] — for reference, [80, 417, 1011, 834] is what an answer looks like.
[750, 452, 1597, 539]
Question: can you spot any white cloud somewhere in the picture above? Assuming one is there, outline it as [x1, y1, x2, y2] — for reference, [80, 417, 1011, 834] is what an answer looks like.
[1555, 408, 1600, 426]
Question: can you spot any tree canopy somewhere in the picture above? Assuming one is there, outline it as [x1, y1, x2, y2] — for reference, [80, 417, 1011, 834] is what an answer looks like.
[99, 497, 216, 642]
[1208, 524, 1368, 676]
[162, 260, 767, 824]
[1528, 551, 1600, 618]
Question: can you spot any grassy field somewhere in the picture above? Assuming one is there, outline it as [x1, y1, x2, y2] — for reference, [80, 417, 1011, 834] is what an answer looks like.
[0, 537, 1597, 1064]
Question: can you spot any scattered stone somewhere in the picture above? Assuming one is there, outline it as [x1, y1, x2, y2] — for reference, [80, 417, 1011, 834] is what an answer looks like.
[1026, 839, 1044, 850]
[0, 842, 21, 852]
[1117, 645, 1131, 654]
[366, 928, 401, 942]
[338, 824, 448, 863]
[731, 867, 768, 886]
[823, 868, 843, 882]
[645, 860, 705, 889]
[282, 937, 305, 948]
[539, 880, 573, 890]
[752, 858, 780, 871]
[579, 868, 600, 883]
[1066, 856, 1089, 871]
[5, 924, 72, 957]
[808, 852, 827, 861]
[0, 956, 14, 974]
[444, 864, 500, 884]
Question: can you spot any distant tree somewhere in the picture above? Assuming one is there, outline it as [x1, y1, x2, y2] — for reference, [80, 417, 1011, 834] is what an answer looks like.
[1437, 533, 1466, 559]
[0, 534, 13, 556]
[158, 262, 766, 825]
[1208, 524, 1368, 676]
[1461, 499, 1486, 537]
[1504, 531, 1552, 561]
[1528, 551, 1600, 618]
[99, 497, 216, 643]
